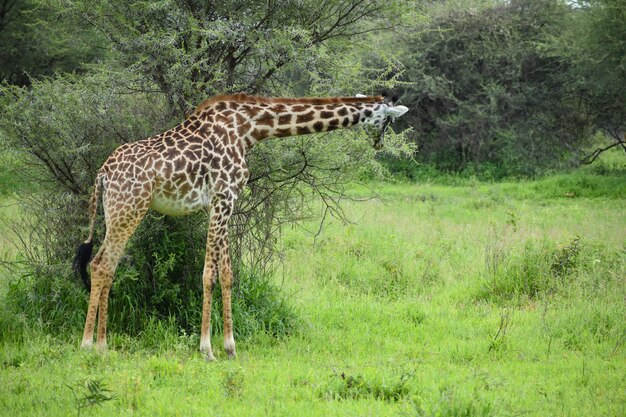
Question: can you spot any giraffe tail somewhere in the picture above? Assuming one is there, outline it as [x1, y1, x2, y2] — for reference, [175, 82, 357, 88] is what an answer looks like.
[73, 173, 103, 292]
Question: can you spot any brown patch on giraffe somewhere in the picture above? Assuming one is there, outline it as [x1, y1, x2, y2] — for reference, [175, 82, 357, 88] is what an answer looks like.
[174, 158, 186, 172]
[257, 112, 275, 127]
[313, 121, 324, 132]
[184, 149, 199, 161]
[165, 147, 179, 160]
[215, 114, 231, 125]
[275, 128, 292, 137]
[242, 105, 260, 118]
[278, 114, 292, 125]
[329, 118, 340, 127]
[189, 133, 204, 143]
[297, 126, 311, 135]
[270, 104, 287, 113]
[338, 107, 348, 116]
[214, 125, 227, 138]
[251, 128, 269, 141]
[179, 182, 192, 196]
[237, 122, 251, 137]
[320, 111, 334, 119]
[296, 111, 315, 123]
[342, 117, 350, 127]
[190, 120, 202, 131]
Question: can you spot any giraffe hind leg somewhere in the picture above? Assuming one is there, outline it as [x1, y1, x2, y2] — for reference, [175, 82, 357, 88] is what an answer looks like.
[81, 185, 151, 350]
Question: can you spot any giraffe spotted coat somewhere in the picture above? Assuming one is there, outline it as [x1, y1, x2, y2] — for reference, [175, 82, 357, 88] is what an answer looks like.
[76, 93, 409, 360]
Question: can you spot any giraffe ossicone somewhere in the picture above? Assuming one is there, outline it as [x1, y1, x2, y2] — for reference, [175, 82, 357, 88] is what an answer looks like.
[74, 92, 409, 359]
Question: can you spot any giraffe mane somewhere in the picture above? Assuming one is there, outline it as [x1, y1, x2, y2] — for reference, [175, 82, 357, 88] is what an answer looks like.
[192, 93, 384, 115]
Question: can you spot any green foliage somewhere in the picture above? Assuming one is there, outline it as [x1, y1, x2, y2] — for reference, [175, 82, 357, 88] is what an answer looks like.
[478, 237, 624, 304]
[413, 387, 494, 417]
[3, 226, 299, 342]
[318, 371, 411, 402]
[221, 365, 245, 398]
[66, 378, 116, 417]
[0, 148, 26, 196]
[501, 172, 626, 199]
[399, 0, 591, 176]
[4, 268, 87, 338]
[61, 0, 409, 113]
[0, 0, 106, 85]
[480, 239, 556, 302]
[553, 0, 626, 143]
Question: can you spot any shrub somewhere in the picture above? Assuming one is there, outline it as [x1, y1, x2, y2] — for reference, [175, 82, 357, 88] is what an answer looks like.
[318, 371, 411, 402]
[2, 208, 299, 344]
[476, 236, 624, 304]
[413, 386, 494, 417]
[479, 240, 556, 303]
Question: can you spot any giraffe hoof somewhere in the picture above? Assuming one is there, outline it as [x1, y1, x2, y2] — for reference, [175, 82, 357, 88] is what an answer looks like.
[81, 340, 93, 350]
[225, 346, 237, 359]
[224, 339, 236, 358]
[205, 351, 216, 362]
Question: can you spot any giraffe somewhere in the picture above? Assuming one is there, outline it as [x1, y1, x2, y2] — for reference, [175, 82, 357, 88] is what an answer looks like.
[74, 91, 409, 360]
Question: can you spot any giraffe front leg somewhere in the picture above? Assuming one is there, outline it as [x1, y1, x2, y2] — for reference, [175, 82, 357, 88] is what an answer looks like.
[200, 248, 217, 361]
[210, 196, 237, 359]
[219, 246, 236, 358]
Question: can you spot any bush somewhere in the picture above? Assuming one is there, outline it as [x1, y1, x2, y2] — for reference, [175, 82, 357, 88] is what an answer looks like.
[2, 206, 299, 344]
[3, 256, 299, 344]
[318, 371, 411, 402]
[476, 237, 622, 304]
[399, 1, 590, 176]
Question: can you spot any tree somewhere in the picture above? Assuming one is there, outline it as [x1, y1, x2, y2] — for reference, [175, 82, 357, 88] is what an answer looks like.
[0, 0, 105, 85]
[398, 0, 590, 177]
[558, 0, 626, 163]
[0, 0, 415, 336]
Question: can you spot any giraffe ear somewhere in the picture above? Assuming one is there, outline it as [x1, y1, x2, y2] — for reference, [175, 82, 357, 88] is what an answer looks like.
[385, 105, 409, 118]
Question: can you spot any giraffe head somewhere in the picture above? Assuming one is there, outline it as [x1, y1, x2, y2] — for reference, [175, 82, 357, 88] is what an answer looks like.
[358, 92, 409, 150]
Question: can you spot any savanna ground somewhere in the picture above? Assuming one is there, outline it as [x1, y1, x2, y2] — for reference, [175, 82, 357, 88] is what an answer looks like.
[0, 150, 625, 417]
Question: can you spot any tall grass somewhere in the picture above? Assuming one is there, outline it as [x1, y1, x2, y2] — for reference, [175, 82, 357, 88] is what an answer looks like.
[477, 237, 624, 304]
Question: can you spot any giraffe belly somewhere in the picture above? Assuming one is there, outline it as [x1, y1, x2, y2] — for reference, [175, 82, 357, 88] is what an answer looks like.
[150, 189, 210, 216]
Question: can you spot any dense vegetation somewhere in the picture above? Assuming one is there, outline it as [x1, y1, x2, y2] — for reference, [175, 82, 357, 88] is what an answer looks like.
[0, 1, 624, 415]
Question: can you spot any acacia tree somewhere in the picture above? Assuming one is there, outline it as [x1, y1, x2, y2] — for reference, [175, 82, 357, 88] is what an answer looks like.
[398, 0, 591, 176]
[0, 0, 104, 85]
[0, 0, 415, 335]
[559, 0, 626, 163]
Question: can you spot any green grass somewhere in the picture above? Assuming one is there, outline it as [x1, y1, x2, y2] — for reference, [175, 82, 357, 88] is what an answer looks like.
[1, 170, 625, 416]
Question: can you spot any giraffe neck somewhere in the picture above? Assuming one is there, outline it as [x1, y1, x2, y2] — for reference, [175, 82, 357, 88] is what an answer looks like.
[193, 95, 384, 152]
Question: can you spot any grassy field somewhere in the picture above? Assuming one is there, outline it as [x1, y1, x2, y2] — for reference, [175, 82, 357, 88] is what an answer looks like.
[1, 165, 625, 416]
